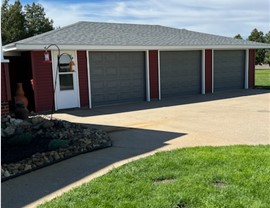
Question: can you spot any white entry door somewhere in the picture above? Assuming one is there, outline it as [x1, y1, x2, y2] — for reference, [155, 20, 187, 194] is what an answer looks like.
[52, 50, 80, 110]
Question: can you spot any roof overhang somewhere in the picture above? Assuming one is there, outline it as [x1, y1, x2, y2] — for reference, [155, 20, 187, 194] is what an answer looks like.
[3, 43, 270, 52]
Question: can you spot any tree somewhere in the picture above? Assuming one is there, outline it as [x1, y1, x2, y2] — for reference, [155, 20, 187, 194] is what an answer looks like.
[264, 51, 270, 66]
[264, 31, 270, 66]
[234, 34, 243, 39]
[1, 0, 26, 45]
[248, 28, 266, 65]
[265, 31, 270, 44]
[1, 0, 54, 45]
[24, 3, 54, 38]
[248, 28, 265, 42]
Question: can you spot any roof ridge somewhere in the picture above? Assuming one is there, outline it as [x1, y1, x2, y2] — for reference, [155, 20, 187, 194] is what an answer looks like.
[78, 21, 162, 27]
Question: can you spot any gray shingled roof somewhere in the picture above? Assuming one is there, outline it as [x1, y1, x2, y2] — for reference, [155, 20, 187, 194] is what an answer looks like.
[4, 21, 270, 50]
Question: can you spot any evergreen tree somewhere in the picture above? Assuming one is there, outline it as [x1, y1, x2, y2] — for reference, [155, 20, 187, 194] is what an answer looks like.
[1, 0, 54, 45]
[24, 3, 54, 38]
[234, 34, 243, 39]
[265, 31, 270, 44]
[264, 31, 270, 66]
[248, 29, 266, 65]
[1, 0, 26, 45]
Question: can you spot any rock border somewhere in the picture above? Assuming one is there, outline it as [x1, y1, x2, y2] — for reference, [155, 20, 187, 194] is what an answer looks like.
[1, 141, 112, 182]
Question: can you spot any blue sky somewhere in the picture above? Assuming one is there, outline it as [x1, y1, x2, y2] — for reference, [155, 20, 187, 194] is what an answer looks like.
[9, 0, 270, 38]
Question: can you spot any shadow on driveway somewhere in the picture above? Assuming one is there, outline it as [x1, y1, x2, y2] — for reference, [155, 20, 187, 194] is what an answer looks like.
[2, 89, 269, 208]
[58, 89, 270, 117]
[1, 124, 186, 208]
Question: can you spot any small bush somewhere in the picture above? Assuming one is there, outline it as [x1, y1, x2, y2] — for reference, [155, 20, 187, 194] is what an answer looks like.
[7, 133, 33, 146]
[48, 139, 69, 150]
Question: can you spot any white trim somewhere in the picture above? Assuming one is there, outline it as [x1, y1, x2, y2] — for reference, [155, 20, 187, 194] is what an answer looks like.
[4, 44, 270, 52]
[146, 50, 150, 102]
[51, 51, 58, 110]
[75, 50, 81, 108]
[1, 59, 9, 63]
[245, 49, 249, 89]
[86, 51, 92, 109]
[202, 49, 206, 94]
[51, 50, 80, 110]
[212, 50, 214, 93]
[2, 51, 21, 56]
[158, 50, 161, 100]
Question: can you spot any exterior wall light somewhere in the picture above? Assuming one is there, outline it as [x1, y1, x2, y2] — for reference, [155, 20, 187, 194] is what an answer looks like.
[43, 50, 51, 63]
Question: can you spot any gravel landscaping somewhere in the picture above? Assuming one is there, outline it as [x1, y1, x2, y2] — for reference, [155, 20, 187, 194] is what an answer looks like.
[1, 115, 112, 181]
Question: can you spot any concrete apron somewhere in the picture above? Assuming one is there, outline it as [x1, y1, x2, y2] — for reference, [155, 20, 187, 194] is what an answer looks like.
[2, 89, 270, 208]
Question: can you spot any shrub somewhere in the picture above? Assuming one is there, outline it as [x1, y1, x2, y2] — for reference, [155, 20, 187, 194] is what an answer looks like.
[48, 139, 69, 150]
[7, 133, 33, 146]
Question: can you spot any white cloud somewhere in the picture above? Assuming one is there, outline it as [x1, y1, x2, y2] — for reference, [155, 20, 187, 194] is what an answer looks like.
[38, 0, 270, 37]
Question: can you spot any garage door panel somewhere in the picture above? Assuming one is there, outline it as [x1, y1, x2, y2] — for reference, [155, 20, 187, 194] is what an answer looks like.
[214, 50, 245, 91]
[104, 53, 117, 61]
[91, 81, 105, 90]
[89, 52, 146, 106]
[91, 54, 103, 63]
[107, 80, 118, 88]
[105, 67, 117, 75]
[160, 51, 201, 98]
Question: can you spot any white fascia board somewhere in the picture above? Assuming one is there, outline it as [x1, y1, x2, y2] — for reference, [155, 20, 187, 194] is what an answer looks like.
[3, 46, 17, 52]
[4, 44, 270, 52]
[1, 59, 9, 63]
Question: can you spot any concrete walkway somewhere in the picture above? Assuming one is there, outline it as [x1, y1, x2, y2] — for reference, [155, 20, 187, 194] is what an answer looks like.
[1, 89, 270, 208]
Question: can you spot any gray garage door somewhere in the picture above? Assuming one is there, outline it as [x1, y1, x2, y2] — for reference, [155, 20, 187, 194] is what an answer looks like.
[89, 52, 146, 107]
[160, 51, 201, 98]
[214, 50, 245, 91]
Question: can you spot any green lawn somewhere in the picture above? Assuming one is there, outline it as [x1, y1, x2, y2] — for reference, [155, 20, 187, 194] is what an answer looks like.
[39, 145, 270, 208]
[255, 69, 270, 87]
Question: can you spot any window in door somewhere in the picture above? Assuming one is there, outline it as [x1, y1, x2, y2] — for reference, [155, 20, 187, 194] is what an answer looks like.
[59, 53, 74, 91]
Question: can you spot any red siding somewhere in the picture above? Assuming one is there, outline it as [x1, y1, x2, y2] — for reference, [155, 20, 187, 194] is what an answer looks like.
[205, 49, 212, 93]
[149, 50, 159, 99]
[31, 51, 54, 112]
[249, 49, 255, 88]
[1, 63, 11, 115]
[77, 51, 89, 107]
[1, 63, 11, 102]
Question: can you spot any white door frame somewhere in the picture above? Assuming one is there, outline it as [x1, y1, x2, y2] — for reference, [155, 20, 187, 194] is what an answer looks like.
[51, 50, 80, 110]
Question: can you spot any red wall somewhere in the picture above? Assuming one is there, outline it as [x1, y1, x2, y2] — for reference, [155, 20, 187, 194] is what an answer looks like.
[1, 63, 11, 102]
[205, 49, 212, 93]
[1, 63, 11, 115]
[31, 51, 54, 112]
[249, 49, 255, 88]
[149, 50, 159, 99]
[77, 51, 89, 107]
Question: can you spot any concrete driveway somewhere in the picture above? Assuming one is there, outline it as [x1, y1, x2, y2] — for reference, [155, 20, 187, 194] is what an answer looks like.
[55, 89, 270, 147]
[2, 89, 270, 208]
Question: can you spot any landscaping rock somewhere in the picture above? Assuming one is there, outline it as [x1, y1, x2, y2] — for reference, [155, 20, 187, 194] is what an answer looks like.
[4, 170, 10, 177]
[11, 119, 23, 126]
[1, 115, 112, 180]
[24, 165, 32, 171]
[3, 126, 16, 137]
[31, 116, 45, 125]
[42, 121, 54, 128]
